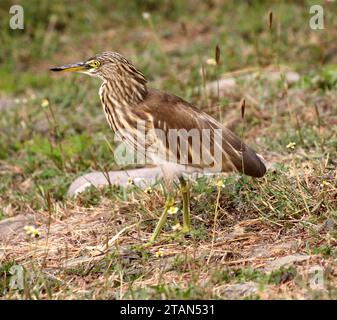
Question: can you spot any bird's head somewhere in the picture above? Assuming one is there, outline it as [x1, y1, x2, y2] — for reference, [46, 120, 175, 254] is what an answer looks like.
[50, 51, 147, 85]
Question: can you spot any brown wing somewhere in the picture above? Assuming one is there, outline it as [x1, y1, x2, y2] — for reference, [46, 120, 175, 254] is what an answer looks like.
[138, 88, 266, 178]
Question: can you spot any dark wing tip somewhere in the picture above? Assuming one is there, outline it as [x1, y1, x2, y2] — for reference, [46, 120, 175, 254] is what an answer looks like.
[255, 155, 267, 178]
[221, 127, 267, 178]
[242, 148, 267, 178]
[251, 158, 267, 178]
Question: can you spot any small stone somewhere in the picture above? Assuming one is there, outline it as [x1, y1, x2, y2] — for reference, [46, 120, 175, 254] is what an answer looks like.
[265, 254, 310, 272]
[221, 282, 258, 299]
[0, 214, 34, 241]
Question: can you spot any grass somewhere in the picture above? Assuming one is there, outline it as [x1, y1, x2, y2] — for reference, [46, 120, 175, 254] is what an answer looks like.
[0, 0, 337, 299]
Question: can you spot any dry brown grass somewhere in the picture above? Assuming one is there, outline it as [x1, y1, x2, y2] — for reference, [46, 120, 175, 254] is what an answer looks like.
[1, 176, 336, 299]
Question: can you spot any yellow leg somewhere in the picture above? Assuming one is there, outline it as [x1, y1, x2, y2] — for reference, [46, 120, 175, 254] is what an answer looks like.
[179, 177, 191, 234]
[149, 196, 174, 243]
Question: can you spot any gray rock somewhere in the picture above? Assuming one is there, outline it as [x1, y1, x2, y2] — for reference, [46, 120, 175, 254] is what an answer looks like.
[249, 241, 297, 259]
[0, 98, 15, 111]
[0, 214, 34, 241]
[206, 78, 236, 95]
[221, 282, 258, 299]
[205, 70, 300, 95]
[68, 167, 163, 197]
[324, 218, 336, 231]
[265, 254, 311, 272]
[67, 166, 220, 197]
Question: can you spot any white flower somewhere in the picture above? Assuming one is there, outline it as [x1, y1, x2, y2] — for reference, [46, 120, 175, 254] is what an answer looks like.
[168, 206, 178, 215]
[142, 12, 150, 20]
[172, 223, 182, 231]
[41, 99, 49, 108]
[24, 225, 33, 233]
[206, 58, 217, 66]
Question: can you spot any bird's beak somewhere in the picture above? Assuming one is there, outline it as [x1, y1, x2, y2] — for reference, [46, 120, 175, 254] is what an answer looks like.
[50, 61, 88, 73]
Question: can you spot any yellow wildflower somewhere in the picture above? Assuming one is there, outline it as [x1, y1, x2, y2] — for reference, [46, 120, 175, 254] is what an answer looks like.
[30, 229, 40, 238]
[206, 58, 217, 66]
[172, 223, 182, 231]
[24, 225, 40, 238]
[127, 177, 134, 185]
[286, 142, 296, 150]
[168, 206, 178, 215]
[144, 186, 152, 194]
[320, 180, 331, 189]
[41, 99, 49, 108]
[155, 249, 164, 258]
[216, 180, 225, 188]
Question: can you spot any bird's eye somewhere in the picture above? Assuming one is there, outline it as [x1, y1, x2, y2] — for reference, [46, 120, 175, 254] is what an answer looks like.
[88, 60, 101, 68]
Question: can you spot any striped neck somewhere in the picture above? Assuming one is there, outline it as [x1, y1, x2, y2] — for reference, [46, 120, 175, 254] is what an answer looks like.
[100, 69, 148, 108]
